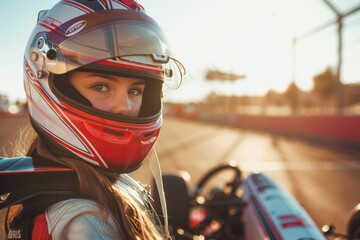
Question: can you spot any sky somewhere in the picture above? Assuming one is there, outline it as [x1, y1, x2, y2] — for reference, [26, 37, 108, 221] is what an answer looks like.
[0, 0, 359, 103]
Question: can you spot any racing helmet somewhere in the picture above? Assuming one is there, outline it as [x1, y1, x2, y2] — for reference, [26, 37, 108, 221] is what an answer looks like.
[23, 0, 185, 173]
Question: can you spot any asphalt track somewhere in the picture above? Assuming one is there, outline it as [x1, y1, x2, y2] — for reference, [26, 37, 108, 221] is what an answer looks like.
[1, 115, 359, 235]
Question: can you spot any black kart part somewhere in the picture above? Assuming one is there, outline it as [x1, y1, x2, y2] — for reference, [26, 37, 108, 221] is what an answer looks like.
[151, 173, 191, 231]
[322, 204, 360, 240]
[152, 164, 246, 240]
[194, 164, 242, 199]
[348, 204, 360, 239]
[191, 164, 245, 239]
[0, 157, 78, 209]
[321, 224, 350, 239]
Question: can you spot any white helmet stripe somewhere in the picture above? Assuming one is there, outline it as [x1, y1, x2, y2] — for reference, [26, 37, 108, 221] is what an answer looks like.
[24, 58, 109, 168]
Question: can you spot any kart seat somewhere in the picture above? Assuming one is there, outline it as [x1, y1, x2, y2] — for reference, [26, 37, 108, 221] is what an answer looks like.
[0, 157, 78, 209]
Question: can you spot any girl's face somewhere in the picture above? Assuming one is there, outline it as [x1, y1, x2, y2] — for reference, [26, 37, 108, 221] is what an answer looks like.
[69, 71, 145, 117]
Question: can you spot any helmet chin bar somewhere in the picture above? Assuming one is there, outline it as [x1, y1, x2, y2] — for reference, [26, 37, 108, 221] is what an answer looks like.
[28, 109, 162, 173]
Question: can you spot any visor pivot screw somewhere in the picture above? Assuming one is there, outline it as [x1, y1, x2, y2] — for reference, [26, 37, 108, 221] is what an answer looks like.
[31, 52, 38, 61]
[46, 49, 56, 60]
[165, 69, 173, 78]
[36, 70, 44, 79]
[37, 38, 44, 49]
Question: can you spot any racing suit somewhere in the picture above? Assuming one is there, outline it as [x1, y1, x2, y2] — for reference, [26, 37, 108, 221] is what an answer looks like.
[0, 157, 160, 240]
[31, 198, 120, 239]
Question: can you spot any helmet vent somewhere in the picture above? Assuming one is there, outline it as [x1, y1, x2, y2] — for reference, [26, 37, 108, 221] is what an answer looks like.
[144, 131, 155, 138]
[104, 128, 125, 137]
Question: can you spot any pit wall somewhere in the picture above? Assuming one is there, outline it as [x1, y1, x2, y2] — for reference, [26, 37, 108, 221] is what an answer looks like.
[165, 110, 360, 147]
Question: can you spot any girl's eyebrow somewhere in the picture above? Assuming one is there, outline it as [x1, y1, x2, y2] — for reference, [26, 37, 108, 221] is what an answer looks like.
[132, 80, 146, 85]
[86, 72, 145, 85]
[86, 72, 117, 80]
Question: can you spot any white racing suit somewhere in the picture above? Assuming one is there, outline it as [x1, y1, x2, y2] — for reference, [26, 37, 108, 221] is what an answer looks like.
[0, 157, 161, 240]
[36, 176, 156, 239]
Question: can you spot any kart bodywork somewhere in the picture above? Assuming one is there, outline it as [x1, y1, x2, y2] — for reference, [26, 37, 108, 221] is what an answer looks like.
[1, 158, 359, 239]
[243, 173, 325, 239]
[152, 163, 360, 240]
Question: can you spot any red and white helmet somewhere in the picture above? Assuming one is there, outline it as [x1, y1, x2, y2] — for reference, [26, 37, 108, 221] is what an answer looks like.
[23, 0, 185, 173]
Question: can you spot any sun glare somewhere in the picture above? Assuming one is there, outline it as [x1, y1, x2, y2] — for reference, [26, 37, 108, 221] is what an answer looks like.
[1, 0, 358, 103]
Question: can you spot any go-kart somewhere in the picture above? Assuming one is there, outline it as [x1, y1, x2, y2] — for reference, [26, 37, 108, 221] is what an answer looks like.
[152, 163, 360, 240]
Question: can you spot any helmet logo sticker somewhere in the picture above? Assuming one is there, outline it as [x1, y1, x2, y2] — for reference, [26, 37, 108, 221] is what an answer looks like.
[65, 20, 87, 37]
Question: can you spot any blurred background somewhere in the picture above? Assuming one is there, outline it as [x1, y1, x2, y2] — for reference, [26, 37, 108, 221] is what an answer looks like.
[1, 1, 360, 131]
[1, 0, 360, 114]
[0, 0, 359, 237]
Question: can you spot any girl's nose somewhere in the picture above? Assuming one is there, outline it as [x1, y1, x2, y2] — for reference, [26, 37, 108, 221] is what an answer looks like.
[111, 93, 131, 115]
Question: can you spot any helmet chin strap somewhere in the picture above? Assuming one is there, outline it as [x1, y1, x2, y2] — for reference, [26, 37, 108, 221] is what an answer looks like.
[148, 148, 171, 240]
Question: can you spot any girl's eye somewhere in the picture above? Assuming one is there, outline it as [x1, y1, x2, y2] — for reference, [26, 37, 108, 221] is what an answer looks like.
[129, 88, 143, 95]
[91, 84, 108, 92]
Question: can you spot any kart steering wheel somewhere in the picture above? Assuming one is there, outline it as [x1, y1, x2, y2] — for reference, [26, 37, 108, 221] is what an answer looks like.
[151, 164, 245, 239]
[189, 164, 245, 239]
[193, 164, 242, 202]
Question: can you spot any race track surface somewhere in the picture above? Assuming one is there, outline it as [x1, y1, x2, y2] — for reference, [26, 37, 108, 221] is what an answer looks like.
[1, 115, 359, 234]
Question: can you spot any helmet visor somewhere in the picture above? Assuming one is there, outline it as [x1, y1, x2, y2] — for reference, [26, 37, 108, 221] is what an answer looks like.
[32, 10, 185, 88]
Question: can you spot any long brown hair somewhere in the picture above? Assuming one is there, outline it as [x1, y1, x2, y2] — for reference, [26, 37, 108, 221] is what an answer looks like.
[25, 133, 164, 239]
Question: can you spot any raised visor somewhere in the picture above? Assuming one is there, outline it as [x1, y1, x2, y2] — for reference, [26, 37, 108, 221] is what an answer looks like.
[243, 173, 326, 240]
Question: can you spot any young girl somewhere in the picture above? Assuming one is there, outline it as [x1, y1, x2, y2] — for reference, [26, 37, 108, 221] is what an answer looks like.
[0, 0, 185, 239]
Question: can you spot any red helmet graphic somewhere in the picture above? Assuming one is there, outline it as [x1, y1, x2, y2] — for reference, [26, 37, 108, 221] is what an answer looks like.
[24, 0, 185, 173]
